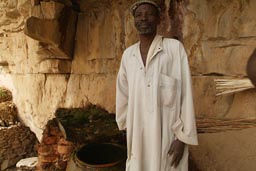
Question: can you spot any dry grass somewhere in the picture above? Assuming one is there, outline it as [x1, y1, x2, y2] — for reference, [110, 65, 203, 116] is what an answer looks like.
[0, 87, 12, 103]
[215, 78, 255, 96]
[196, 117, 256, 133]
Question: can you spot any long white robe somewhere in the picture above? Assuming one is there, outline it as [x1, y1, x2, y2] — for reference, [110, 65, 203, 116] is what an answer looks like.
[116, 35, 198, 171]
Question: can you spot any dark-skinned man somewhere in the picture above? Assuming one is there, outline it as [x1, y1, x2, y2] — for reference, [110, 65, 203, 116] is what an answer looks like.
[116, 0, 198, 170]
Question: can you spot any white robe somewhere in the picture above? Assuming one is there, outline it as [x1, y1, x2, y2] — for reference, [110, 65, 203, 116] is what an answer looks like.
[116, 35, 198, 171]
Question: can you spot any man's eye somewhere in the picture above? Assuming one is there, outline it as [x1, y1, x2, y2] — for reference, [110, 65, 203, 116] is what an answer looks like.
[134, 13, 141, 17]
[148, 13, 155, 16]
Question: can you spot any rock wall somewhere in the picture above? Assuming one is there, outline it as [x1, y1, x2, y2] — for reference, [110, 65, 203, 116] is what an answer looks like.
[0, 0, 256, 170]
[0, 0, 171, 140]
[185, 0, 256, 119]
[182, 0, 256, 170]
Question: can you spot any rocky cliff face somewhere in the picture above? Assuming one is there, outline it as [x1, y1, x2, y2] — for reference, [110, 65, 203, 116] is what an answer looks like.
[0, 0, 172, 140]
[186, 0, 256, 120]
[0, 0, 256, 170]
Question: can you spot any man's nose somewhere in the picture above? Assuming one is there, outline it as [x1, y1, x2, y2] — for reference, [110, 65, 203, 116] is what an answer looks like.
[140, 13, 148, 20]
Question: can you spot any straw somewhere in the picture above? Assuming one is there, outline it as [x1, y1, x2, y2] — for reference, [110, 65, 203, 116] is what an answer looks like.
[214, 78, 255, 96]
[196, 117, 256, 133]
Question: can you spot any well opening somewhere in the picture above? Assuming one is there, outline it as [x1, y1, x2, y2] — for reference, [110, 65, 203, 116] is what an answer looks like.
[76, 143, 126, 166]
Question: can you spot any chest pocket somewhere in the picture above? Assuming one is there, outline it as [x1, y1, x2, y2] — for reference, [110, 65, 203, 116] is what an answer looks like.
[159, 74, 179, 109]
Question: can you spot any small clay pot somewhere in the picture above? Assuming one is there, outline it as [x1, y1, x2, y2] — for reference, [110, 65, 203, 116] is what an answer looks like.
[66, 143, 126, 171]
[246, 49, 256, 86]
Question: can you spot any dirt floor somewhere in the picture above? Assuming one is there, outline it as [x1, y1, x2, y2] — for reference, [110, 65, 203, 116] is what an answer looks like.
[190, 127, 256, 171]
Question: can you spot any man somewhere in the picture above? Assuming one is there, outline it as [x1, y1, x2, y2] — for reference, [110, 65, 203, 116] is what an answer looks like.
[116, 0, 198, 170]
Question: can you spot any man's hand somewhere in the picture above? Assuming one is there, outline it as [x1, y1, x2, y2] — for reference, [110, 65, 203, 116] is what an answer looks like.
[168, 139, 185, 168]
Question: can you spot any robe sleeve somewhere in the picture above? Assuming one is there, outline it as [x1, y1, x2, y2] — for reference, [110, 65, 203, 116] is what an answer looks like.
[172, 42, 198, 145]
[116, 54, 128, 130]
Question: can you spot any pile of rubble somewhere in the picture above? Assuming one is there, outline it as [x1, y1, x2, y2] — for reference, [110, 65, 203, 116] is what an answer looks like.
[36, 119, 73, 171]
[0, 87, 37, 171]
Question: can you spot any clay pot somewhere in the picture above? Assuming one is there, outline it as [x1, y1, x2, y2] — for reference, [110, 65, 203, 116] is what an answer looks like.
[247, 49, 256, 86]
[66, 143, 126, 171]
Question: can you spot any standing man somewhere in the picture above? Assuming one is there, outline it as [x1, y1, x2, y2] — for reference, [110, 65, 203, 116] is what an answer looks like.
[116, 0, 198, 171]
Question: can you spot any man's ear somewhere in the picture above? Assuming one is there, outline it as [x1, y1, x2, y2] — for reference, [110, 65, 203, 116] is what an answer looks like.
[158, 14, 163, 25]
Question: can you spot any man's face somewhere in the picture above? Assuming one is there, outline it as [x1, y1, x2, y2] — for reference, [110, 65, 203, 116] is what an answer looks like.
[134, 3, 160, 35]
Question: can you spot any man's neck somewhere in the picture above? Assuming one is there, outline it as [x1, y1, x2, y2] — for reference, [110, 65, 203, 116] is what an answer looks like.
[139, 33, 156, 47]
[138, 33, 156, 66]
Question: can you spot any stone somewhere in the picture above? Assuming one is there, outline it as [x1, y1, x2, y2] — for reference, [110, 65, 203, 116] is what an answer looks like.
[38, 59, 72, 74]
[17, 0, 32, 18]
[195, 39, 255, 75]
[37, 145, 57, 156]
[24, 5, 78, 59]
[74, 7, 122, 61]
[13, 147, 26, 155]
[184, 0, 256, 75]
[24, 17, 61, 48]
[40, 1, 64, 19]
[56, 160, 67, 170]
[48, 126, 60, 136]
[0, 125, 37, 169]
[31, 5, 42, 18]
[43, 136, 57, 145]
[1, 159, 9, 170]
[57, 144, 73, 154]
[16, 157, 38, 170]
[31, 0, 40, 6]
[12, 140, 22, 148]
[38, 154, 59, 163]
[0, 101, 18, 127]
[65, 74, 117, 113]
[58, 138, 71, 146]
[7, 150, 18, 159]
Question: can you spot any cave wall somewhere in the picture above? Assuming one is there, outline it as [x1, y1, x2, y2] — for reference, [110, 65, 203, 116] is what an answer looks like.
[0, 0, 256, 170]
[0, 0, 172, 140]
[186, 0, 256, 119]
[182, 0, 256, 170]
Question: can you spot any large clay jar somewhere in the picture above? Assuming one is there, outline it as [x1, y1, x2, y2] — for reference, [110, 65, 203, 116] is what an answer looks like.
[247, 49, 256, 86]
[66, 143, 126, 171]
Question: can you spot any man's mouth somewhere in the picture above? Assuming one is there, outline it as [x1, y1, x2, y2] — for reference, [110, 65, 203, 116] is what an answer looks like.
[139, 23, 150, 28]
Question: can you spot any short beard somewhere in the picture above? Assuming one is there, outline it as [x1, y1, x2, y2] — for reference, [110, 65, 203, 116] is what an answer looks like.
[136, 27, 156, 35]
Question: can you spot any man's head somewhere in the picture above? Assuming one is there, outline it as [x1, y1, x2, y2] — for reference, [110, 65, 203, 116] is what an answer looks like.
[130, 0, 161, 17]
[130, 0, 161, 35]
